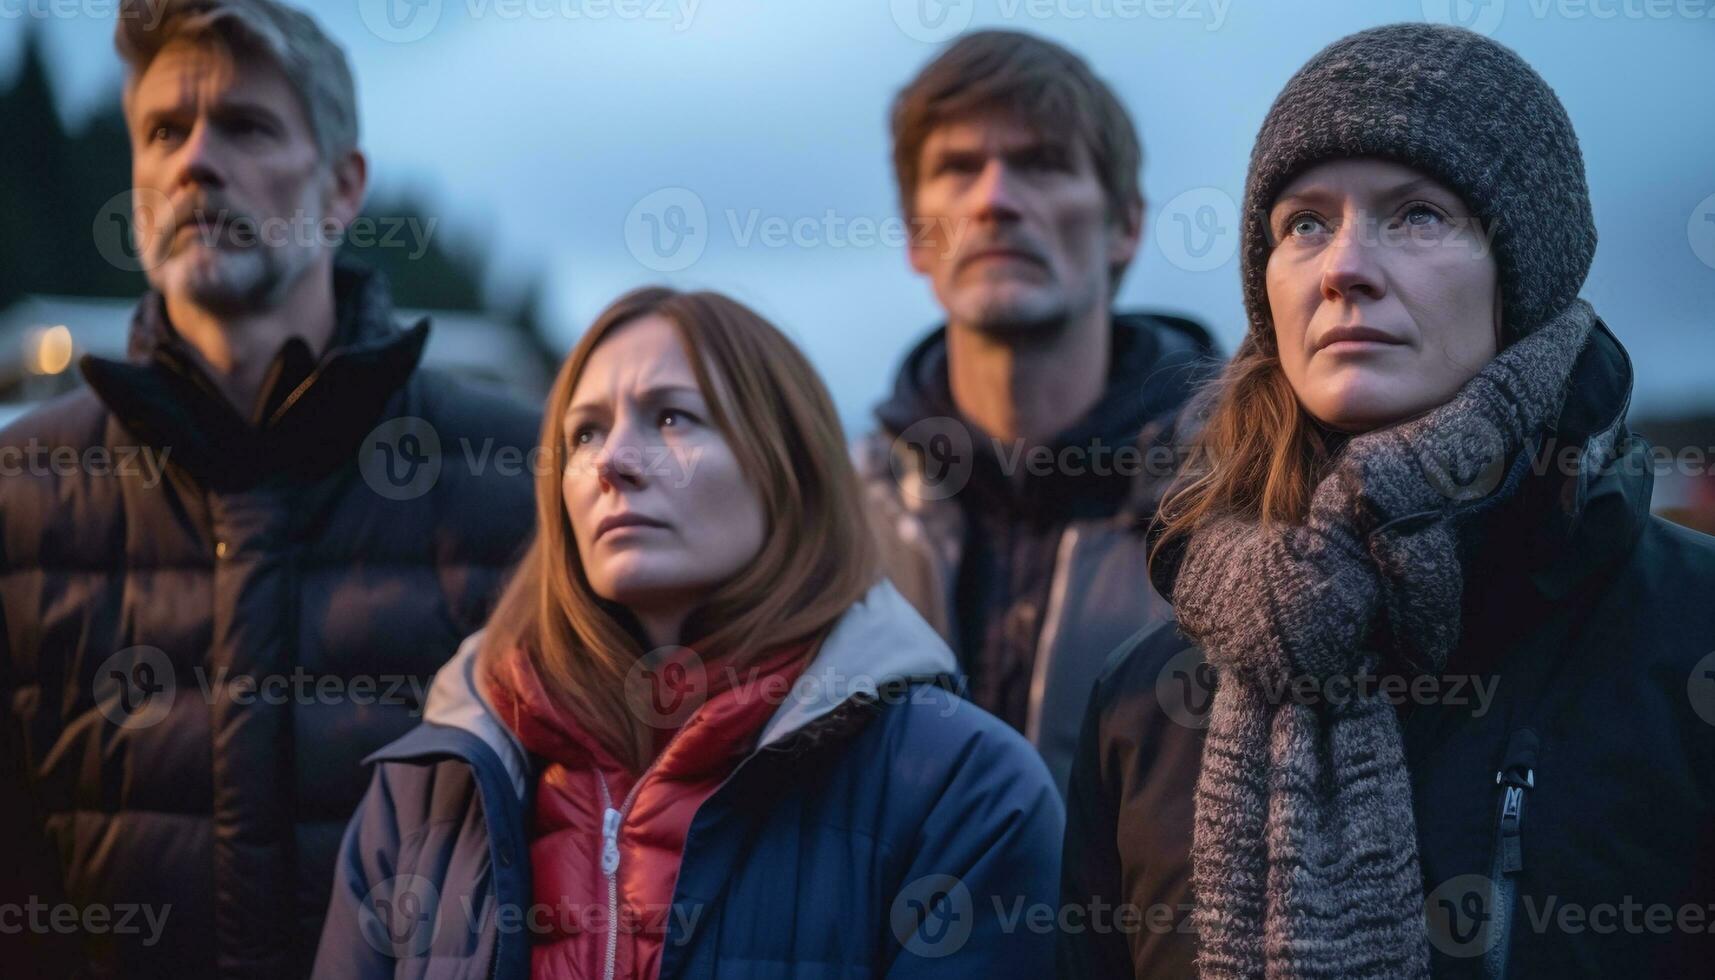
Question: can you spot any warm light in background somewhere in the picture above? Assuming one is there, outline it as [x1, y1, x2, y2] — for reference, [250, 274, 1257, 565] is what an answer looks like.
[26, 324, 74, 376]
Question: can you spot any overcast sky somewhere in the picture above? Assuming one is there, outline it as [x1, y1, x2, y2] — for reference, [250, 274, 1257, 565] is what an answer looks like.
[6, 0, 1713, 428]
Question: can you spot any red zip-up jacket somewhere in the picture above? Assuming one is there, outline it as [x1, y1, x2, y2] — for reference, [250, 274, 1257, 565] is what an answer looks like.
[483, 641, 810, 979]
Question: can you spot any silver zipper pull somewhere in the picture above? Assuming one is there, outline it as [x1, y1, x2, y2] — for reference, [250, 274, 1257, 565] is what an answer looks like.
[601, 806, 621, 877]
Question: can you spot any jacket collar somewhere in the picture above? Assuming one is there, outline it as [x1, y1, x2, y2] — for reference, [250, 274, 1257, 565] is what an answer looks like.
[875, 312, 1218, 522]
[404, 579, 959, 800]
[77, 259, 428, 491]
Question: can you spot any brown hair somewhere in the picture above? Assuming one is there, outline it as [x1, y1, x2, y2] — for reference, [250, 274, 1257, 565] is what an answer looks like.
[889, 29, 1144, 287]
[1150, 326, 1342, 576]
[483, 287, 879, 771]
[116, 0, 358, 162]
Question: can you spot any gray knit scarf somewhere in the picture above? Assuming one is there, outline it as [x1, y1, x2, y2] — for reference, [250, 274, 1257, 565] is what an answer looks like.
[1172, 300, 1597, 979]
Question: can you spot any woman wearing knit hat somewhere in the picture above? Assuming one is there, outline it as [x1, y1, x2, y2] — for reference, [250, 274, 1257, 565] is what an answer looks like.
[1059, 22, 1715, 980]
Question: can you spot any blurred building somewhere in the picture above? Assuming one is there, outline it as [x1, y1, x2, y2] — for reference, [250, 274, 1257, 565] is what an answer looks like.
[0, 294, 556, 431]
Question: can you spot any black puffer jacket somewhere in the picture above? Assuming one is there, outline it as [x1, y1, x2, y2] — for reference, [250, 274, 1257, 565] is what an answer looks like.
[0, 261, 539, 978]
[1060, 319, 1715, 979]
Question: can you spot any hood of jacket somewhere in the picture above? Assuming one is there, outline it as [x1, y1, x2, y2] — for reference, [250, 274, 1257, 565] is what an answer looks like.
[873, 311, 1218, 521]
[417, 578, 960, 800]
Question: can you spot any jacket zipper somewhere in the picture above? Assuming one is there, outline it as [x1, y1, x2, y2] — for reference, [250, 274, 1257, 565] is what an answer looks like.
[595, 772, 649, 980]
[1483, 730, 1537, 980]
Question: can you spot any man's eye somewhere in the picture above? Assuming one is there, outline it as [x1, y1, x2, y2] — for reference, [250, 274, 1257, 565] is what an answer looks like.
[149, 124, 183, 144]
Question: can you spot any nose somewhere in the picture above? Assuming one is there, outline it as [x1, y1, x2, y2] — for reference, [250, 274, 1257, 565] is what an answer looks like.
[172, 117, 227, 195]
[592, 415, 649, 493]
[969, 158, 1023, 225]
[1319, 211, 1385, 304]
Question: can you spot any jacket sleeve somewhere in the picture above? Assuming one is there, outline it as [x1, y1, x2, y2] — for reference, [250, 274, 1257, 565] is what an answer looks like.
[1057, 675, 1136, 979]
[311, 762, 406, 980]
[882, 709, 1066, 980]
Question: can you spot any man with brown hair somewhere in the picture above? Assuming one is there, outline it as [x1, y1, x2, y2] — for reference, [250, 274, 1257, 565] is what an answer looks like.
[856, 30, 1218, 794]
[0, 1, 537, 975]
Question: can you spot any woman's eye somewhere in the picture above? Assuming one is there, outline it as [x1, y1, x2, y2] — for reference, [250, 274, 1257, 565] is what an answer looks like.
[1286, 213, 1327, 239]
[1403, 203, 1444, 226]
[570, 426, 598, 448]
[658, 409, 692, 429]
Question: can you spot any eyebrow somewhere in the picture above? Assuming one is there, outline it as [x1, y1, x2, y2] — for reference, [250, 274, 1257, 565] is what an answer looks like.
[564, 383, 706, 421]
[1271, 176, 1449, 213]
[136, 98, 287, 135]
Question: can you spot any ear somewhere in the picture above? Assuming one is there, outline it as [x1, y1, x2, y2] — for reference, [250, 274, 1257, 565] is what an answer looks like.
[325, 148, 369, 229]
[1108, 196, 1145, 271]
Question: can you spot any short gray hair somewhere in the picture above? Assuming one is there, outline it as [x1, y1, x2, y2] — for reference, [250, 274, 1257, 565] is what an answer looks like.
[116, 0, 359, 162]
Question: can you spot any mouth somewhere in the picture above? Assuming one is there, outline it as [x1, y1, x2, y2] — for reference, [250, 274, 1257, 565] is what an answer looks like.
[595, 512, 670, 541]
[961, 247, 1045, 271]
[1314, 324, 1407, 353]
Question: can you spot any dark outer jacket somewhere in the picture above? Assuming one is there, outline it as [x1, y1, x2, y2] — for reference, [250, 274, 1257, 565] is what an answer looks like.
[855, 312, 1218, 795]
[1060, 318, 1715, 979]
[0, 261, 540, 978]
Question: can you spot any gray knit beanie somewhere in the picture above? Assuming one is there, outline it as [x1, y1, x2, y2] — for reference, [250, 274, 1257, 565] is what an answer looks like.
[1240, 23, 1595, 343]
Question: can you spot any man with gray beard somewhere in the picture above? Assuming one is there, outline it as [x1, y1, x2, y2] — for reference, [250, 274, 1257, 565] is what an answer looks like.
[855, 30, 1218, 795]
[0, 1, 537, 975]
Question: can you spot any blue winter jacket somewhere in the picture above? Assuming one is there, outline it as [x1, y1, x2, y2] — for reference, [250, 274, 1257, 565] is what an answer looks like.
[311, 580, 1065, 979]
